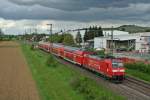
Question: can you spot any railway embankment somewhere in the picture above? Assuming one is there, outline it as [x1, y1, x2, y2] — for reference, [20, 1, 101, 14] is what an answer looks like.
[21, 43, 125, 100]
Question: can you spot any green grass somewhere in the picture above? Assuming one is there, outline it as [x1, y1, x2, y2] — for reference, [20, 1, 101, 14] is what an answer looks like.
[126, 69, 150, 82]
[21, 44, 125, 100]
[124, 63, 150, 82]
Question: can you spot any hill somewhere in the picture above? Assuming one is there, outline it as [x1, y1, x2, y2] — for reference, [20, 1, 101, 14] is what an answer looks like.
[117, 25, 150, 33]
[103, 25, 150, 33]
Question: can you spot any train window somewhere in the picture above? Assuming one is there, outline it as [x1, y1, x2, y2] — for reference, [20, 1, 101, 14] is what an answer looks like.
[88, 55, 102, 60]
[112, 61, 123, 68]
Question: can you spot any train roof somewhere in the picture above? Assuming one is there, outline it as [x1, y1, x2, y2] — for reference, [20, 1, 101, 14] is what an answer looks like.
[64, 46, 85, 52]
[53, 43, 64, 48]
[39, 42, 51, 45]
[88, 55, 104, 60]
[88, 55, 123, 63]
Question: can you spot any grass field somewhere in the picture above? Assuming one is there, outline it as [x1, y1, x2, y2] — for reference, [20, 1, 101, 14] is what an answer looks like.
[126, 69, 150, 82]
[21, 43, 125, 100]
[124, 63, 150, 82]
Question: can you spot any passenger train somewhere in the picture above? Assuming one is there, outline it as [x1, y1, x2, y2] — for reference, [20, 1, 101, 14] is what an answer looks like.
[38, 42, 125, 82]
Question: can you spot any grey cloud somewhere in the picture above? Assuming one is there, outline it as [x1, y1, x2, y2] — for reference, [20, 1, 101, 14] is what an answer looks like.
[0, 0, 150, 23]
[8, 0, 150, 11]
[0, 2, 150, 22]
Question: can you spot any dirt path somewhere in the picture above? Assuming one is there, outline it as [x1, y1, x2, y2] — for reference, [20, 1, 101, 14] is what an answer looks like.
[0, 41, 40, 100]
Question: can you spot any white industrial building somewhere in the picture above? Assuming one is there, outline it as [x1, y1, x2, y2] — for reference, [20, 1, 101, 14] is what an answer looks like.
[94, 32, 150, 53]
[103, 30, 129, 36]
[67, 29, 150, 53]
[70, 30, 129, 39]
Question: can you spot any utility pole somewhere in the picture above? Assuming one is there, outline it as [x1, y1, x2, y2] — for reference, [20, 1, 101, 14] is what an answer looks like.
[24, 29, 27, 35]
[111, 26, 114, 56]
[47, 24, 52, 42]
[47, 24, 52, 35]
[29, 28, 32, 34]
[35, 28, 37, 34]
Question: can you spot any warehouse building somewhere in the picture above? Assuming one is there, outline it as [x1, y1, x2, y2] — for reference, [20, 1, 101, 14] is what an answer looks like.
[70, 30, 129, 39]
[103, 30, 129, 36]
[94, 32, 150, 53]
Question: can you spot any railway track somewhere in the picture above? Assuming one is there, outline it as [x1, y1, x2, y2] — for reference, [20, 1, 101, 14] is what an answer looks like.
[53, 55, 150, 99]
[38, 48, 150, 100]
[54, 55, 150, 99]
[124, 76, 150, 97]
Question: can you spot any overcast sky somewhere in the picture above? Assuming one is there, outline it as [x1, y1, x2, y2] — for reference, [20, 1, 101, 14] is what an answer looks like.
[1, 0, 150, 34]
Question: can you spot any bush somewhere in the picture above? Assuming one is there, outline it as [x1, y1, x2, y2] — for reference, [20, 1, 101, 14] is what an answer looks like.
[70, 77, 93, 100]
[96, 50, 105, 55]
[30, 44, 35, 50]
[124, 62, 150, 75]
[46, 55, 57, 68]
[70, 77, 81, 90]
[70, 76, 111, 100]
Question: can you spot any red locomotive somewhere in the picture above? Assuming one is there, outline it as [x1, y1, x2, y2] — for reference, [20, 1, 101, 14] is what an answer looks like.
[38, 42, 125, 82]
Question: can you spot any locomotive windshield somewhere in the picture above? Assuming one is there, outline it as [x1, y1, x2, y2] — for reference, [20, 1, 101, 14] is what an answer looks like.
[112, 61, 123, 68]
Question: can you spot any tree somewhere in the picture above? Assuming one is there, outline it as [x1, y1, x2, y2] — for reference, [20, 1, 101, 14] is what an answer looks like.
[94, 26, 98, 37]
[97, 26, 103, 37]
[75, 30, 82, 45]
[49, 33, 63, 43]
[0, 29, 3, 35]
[88, 26, 95, 40]
[84, 26, 103, 42]
[0, 28, 4, 40]
[121, 28, 125, 31]
[145, 29, 150, 32]
[84, 29, 89, 42]
[63, 33, 75, 46]
[35, 34, 46, 42]
[60, 33, 65, 43]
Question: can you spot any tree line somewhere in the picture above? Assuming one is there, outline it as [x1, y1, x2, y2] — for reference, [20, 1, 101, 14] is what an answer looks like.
[20, 25, 103, 46]
[76, 26, 103, 45]
[0, 28, 4, 40]
[49, 33, 75, 46]
[50, 26, 103, 46]
[83, 26, 103, 42]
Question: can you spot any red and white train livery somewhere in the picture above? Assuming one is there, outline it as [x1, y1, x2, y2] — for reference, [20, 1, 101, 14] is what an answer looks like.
[38, 42, 125, 82]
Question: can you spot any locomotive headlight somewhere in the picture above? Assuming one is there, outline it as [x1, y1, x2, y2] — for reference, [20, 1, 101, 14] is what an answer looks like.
[112, 70, 118, 72]
[119, 69, 125, 72]
[112, 69, 125, 72]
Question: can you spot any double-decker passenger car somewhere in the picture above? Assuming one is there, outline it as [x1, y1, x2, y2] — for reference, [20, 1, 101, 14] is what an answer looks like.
[63, 46, 93, 65]
[38, 42, 125, 82]
[38, 42, 51, 52]
[51, 43, 64, 57]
